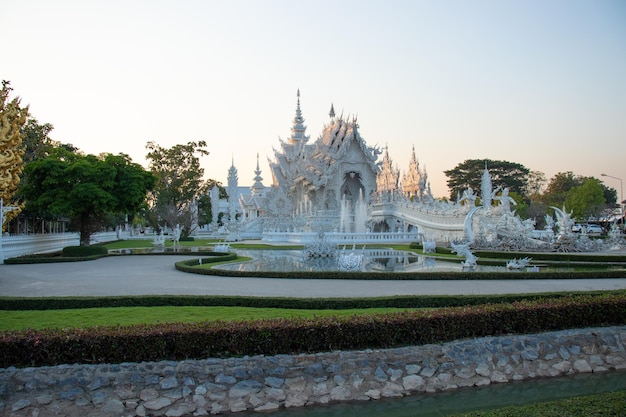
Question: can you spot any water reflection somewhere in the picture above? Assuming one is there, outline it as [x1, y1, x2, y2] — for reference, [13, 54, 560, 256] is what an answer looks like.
[214, 250, 506, 273]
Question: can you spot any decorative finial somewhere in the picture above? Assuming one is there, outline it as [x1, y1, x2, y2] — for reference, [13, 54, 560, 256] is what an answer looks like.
[329, 103, 335, 119]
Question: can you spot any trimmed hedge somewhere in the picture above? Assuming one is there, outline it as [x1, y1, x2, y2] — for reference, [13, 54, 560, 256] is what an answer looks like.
[1, 291, 624, 311]
[175, 258, 626, 280]
[1, 294, 624, 368]
[62, 245, 109, 257]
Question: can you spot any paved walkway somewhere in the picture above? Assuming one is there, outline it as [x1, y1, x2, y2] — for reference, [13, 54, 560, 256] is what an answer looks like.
[2, 255, 626, 298]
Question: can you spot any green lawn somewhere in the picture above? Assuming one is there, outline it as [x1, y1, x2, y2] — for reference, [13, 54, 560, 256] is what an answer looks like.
[0, 306, 413, 331]
[454, 390, 626, 416]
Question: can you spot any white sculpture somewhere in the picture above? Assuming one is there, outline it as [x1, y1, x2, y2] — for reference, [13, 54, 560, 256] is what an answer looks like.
[422, 238, 436, 253]
[338, 244, 364, 271]
[304, 232, 336, 258]
[450, 241, 477, 268]
[506, 257, 532, 269]
[214, 242, 231, 252]
[171, 224, 182, 246]
[153, 230, 165, 247]
[494, 187, 517, 212]
[461, 187, 477, 207]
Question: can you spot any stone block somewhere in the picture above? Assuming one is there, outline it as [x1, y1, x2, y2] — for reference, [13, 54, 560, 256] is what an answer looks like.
[144, 397, 172, 411]
[402, 374, 424, 391]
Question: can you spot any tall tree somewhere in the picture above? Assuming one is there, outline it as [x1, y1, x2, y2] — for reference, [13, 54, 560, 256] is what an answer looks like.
[524, 170, 547, 201]
[0, 81, 29, 231]
[145, 140, 209, 232]
[20, 118, 55, 163]
[20, 149, 156, 245]
[543, 171, 581, 207]
[564, 178, 606, 220]
[444, 159, 529, 201]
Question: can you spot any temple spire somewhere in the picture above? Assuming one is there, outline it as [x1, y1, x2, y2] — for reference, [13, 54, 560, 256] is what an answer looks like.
[289, 89, 308, 144]
[329, 103, 335, 119]
[251, 153, 265, 196]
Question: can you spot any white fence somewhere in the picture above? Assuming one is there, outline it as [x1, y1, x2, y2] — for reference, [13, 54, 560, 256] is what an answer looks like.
[0, 231, 122, 264]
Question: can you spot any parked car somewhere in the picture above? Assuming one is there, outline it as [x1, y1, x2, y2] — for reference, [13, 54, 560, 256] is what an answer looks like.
[586, 224, 603, 235]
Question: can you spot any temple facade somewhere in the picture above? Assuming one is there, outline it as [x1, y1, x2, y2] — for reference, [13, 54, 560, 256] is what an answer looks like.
[225, 91, 432, 237]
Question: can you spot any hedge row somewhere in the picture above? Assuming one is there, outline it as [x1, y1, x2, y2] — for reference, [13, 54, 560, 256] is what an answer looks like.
[2, 294, 624, 368]
[4, 249, 234, 264]
[431, 246, 626, 264]
[62, 245, 109, 257]
[175, 258, 626, 280]
[4, 291, 623, 311]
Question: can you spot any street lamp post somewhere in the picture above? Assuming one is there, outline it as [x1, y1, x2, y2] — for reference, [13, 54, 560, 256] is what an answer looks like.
[601, 173, 624, 227]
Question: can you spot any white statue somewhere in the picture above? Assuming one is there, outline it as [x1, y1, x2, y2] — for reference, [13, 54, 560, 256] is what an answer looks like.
[450, 241, 477, 268]
[153, 230, 165, 247]
[507, 257, 532, 269]
[172, 224, 182, 246]
[461, 187, 477, 207]
[494, 187, 517, 212]
[338, 244, 364, 271]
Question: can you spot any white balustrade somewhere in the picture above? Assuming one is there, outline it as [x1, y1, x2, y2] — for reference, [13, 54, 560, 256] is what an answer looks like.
[0, 231, 125, 263]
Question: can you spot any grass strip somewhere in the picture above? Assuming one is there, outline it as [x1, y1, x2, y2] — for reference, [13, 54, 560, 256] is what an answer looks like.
[453, 389, 626, 416]
[0, 306, 416, 331]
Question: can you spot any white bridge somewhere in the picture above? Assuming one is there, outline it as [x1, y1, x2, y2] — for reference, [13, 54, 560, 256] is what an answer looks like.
[262, 230, 420, 244]
[369, 201, 469, 242]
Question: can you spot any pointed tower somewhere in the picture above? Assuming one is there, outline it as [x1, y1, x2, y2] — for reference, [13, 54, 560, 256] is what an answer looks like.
[250, 153, 265, 196]
[227, 156, 239, 223]
[289, 89, 308, 145]
[481, 161, 493, 208]
[402, 145, 422, 200]
[376, 145, 400, 195]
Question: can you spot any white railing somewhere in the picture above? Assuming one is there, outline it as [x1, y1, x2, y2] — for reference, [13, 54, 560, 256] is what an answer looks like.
[0, 231, 125, 263]
[262, 230, 421, 244]
[0, 233, 80, 263]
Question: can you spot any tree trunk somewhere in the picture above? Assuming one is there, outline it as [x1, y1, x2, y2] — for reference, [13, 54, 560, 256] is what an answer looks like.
[79, 212, 91, 246]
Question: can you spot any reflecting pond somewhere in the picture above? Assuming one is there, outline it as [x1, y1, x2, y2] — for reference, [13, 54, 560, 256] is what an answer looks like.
[212, 249, 570, 273]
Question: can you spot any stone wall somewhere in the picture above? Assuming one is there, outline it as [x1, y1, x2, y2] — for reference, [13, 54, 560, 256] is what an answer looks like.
[1, 326, 625, 416]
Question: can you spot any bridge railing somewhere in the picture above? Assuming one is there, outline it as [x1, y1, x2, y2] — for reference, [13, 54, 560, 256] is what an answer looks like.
[262, 230, 421, 244]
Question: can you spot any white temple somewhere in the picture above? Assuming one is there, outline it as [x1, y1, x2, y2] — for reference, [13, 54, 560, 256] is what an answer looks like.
[227, 90, 395, 239]
[210, 91, 615, 251]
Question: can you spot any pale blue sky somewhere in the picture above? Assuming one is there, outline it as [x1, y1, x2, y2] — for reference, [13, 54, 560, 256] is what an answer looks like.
[2, 0, 625, 198]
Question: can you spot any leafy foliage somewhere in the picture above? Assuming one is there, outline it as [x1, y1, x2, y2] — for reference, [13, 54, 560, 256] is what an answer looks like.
[564, 178, 607, 219]
[444, 159, 529, 201]
[20, 150, 156, 245]
[61, 245, 108, 257]
[145, 140, 211, 233]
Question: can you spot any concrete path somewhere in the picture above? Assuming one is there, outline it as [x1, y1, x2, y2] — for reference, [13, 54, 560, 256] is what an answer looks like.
[2, 255, 626, 298]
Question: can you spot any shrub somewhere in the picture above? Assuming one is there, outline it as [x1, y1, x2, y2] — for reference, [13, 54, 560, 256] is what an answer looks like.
[62, 245, 108, 257]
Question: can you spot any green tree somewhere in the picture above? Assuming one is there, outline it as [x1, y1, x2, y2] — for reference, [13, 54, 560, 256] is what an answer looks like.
[564, 178, 606, 220]
[543, 171, 581, 207]
[20, 149, 156, 245]
[196, 179, 227, 226]
[20, 118, 55, 163]
[145, 140, 209, 233]
[19, 118, 80, 164]
[525, 170, 547, 201]
[444, 159, 530, 201]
